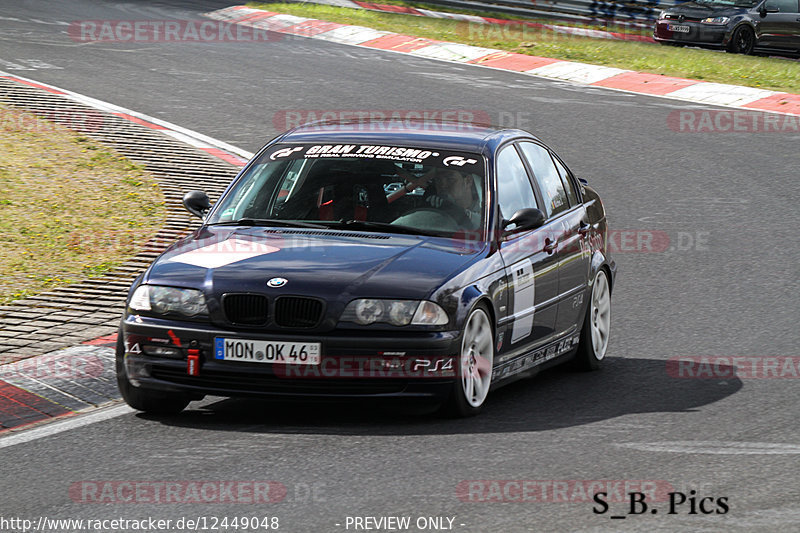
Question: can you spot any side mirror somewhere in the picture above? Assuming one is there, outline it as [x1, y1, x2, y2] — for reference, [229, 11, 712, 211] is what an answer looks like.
[578, 177, 588, 186]
[183, 190, 211, 219]
[503, 208, 545, 235]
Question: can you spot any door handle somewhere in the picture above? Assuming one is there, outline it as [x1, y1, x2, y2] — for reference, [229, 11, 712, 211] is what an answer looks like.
[544, 237, 558, 254]
[578, 221, 592, 235]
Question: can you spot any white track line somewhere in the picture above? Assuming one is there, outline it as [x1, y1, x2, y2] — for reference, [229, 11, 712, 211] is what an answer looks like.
[0, 69, 255, 160]
[0, 404, 134, 449]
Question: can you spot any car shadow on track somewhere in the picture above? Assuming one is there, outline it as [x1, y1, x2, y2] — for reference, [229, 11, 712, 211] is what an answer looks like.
[142, 356, 742, 435]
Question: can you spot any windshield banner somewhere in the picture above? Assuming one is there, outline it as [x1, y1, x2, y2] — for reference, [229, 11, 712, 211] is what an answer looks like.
[267, 144, 482, 165]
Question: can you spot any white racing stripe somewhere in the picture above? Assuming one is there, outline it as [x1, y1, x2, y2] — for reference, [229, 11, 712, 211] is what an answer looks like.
[314, 25, 390, 45]
[526, 61, 630, 84]
[250, 14, 311, 32]
[411, 43, 498, 63]
[0, 404, 134, 449]
[663, 83, 782, 107]
[167, 237, 280, 268]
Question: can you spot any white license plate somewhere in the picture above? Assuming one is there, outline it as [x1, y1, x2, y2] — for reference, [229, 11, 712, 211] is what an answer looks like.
[669, 24, 690, 33]
[214, 338, 321, 365]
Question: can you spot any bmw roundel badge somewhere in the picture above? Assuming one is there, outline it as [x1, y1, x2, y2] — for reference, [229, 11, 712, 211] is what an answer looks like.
[267, 277, 288, 288]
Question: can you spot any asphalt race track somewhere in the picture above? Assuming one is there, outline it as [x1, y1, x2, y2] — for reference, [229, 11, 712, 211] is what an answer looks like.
[1, 0, 799, 531]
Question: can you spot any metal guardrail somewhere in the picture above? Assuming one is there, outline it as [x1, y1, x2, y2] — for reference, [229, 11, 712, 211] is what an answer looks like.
[421, 0, 680, 28]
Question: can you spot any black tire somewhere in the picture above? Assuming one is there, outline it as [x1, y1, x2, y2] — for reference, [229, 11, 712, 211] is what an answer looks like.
[570, 269, 611, 372]
[727, 26, 755, 55]
[442, 304, 495, 417]
[115, 328, 191, 415]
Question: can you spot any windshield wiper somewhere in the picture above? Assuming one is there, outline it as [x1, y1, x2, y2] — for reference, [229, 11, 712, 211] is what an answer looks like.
[207, 218, 330, 229]
[328, 220, 445, 237]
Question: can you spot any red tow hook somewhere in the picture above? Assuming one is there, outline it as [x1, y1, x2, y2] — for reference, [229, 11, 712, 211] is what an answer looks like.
[187, 349, 201, 376]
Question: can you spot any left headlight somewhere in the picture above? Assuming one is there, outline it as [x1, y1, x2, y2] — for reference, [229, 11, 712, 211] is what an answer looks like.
[659, 10, 669, 19]
[701, 16, 730, 24]
[341, 299, 449, 326]
[129, 285, 208, 317]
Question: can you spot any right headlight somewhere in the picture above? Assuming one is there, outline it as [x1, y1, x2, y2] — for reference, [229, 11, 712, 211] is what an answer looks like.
[701, 16, 730, 24]
[341, 299, 449, 326]
[129, 285, 208, 317]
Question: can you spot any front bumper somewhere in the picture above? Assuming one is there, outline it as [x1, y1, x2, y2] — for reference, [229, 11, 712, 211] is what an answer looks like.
[654, 20, 729, 46]
[120, 315, 461, 401]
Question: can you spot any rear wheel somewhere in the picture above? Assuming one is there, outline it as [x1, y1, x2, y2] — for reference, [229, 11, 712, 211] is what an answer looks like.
[116, 329, 191, 415]
[727, 26, 755, 54]
[442, 306, 494, 417]
[571, 270, 611, 371]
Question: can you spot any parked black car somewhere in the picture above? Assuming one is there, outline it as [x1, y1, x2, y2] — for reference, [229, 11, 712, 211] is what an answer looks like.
[116, 121, 616, 417]
[654, 0, 800, 55]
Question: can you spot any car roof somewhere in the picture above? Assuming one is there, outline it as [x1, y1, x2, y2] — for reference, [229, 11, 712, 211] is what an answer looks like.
[276, 119, 539, 154]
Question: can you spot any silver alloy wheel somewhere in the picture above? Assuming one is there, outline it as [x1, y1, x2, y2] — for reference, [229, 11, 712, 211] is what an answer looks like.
[460, 308, 494, 407]
[590, 271, 611, 360]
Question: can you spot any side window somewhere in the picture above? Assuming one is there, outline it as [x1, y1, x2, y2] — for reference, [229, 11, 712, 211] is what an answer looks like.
[519, 142, 569, 218]
[496, 145, 538, 220]
[551, 155, 579, 207]
[765, 0, 798, 11]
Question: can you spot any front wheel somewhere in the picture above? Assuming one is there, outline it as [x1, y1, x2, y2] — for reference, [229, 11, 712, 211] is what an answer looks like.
[442, 306, 495, 417]
[571, 269, 611, 371]
[727, 26, 755, 54]
[116, 329, 191, 415]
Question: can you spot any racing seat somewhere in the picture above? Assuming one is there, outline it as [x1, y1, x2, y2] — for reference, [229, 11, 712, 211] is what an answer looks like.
[317, 174, 390, 223]
[316, 175, 367, 222]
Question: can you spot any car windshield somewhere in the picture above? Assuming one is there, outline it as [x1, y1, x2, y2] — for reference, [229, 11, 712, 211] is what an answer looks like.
[207, 143, 486, 237]
[695, 0, 759, 6]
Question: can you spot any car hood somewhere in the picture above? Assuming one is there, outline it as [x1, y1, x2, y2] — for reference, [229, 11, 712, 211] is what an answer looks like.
[668, 1, 747, 17]
[145, 227, 484, 303]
